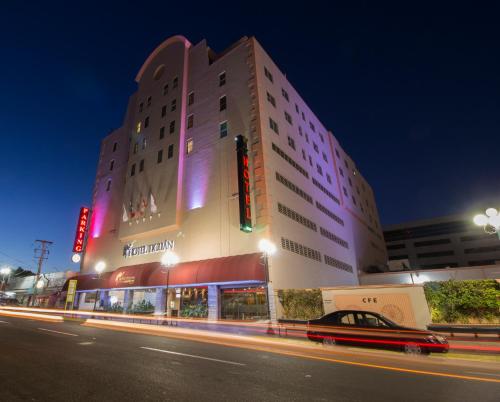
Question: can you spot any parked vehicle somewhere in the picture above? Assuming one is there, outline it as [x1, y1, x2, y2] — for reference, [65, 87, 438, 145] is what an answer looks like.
[307, 310, 449, 355]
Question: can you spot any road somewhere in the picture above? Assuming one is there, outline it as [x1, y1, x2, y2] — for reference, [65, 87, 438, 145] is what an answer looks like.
[0, 316, 499, 401]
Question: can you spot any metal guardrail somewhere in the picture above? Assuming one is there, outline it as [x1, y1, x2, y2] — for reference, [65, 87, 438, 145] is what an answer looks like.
[428, 324, 500, 337]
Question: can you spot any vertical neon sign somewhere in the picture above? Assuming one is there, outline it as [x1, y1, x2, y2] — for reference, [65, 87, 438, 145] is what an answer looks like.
[72, 207, 90, 252]
[236, 135, 252, 232]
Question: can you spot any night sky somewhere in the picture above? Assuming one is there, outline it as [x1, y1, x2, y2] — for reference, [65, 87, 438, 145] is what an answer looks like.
[0, 2, 498, 273]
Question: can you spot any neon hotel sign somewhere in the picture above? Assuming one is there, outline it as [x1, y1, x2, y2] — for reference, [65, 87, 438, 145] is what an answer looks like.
[123, 239, 175, 258]
[72, 207, 90, 253]
[236, 135, 252, 232]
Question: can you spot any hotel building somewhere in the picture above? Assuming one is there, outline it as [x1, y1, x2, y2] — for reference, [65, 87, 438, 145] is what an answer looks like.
[72, 35, 386, 320]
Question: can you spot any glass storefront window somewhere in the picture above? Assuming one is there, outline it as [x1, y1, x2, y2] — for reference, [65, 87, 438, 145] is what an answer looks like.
[220, 286, 268, 320]
[180, 287, 208, 318]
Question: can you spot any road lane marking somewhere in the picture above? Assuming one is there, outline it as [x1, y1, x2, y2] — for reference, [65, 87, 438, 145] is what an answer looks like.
[140, 346, 246, 366]
[38, 328, 78, 337]
[78, 342, 94, 345]
[0, 320, 9, 324]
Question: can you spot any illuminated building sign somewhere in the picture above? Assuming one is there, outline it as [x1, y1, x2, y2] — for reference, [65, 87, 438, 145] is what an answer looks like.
[236, 135, 252, 232]
[123, 239, 175, 258]
[72, 207, 90, 252]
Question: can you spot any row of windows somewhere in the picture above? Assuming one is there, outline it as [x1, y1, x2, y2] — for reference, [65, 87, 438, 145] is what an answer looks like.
[464, 245, 500, 254]
[416, 250, 454, 258]
[315, 201, 344, 226]
[275, 172, 313, 204]
[420, 262, 459, 269]
[272, 143, 309, 178]
[130, 145, 174, 176]
[324, 254, 353, 273]
[414, 238, 451, 247]
[312, 177, 340, 205]
[277, 202, 317, 232]
[281, 237, 322, 262]
[319, 227, 349, 249]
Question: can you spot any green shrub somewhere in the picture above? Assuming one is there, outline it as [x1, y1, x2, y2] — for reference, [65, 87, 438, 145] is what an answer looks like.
[278, 289, 324, 320]
[181, 304, 208, 318]
[424, 280, 500, 324]
[130, 299, 155, 314]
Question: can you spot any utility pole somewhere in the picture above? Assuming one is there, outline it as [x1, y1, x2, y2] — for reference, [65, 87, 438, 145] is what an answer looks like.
[31, 240, 53, 307]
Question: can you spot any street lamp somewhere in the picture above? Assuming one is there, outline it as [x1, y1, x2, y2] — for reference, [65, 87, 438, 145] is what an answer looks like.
[161, 250, 179, 324]
[1, 266, 12, 291]
[473, 208, 500, 238]
[93, 261, 106, 311]
[258, 239, 276, 322]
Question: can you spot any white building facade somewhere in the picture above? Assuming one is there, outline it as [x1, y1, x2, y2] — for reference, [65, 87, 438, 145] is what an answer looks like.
[72, 35, 386, 320]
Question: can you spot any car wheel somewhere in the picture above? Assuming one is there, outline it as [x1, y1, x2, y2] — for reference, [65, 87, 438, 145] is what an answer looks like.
[403, 342, 424, 355]
[322, 335, 336, 346]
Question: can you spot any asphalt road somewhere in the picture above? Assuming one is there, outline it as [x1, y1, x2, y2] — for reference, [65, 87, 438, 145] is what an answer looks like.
[0, 316, 499, 402]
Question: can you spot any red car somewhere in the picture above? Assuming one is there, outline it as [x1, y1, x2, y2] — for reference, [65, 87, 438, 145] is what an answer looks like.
[307, 310, 449, 355]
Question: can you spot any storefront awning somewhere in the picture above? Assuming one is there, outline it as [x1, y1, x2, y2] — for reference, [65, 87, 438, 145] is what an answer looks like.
[63, 253, 265, 292]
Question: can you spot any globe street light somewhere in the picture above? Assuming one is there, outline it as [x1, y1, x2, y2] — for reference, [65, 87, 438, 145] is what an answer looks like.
[93, 261, 106, 311]
[473, 208, 500, 238]
[161, 250, 179, 324]
[0, 266, 12, 291]
[258, 239, 276, 322]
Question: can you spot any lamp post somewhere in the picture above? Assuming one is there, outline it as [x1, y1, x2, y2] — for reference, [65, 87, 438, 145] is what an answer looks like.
[1, 266, 12, 291]
[161, 250, 179, 325]
[93, 261, 106, 311]
[473, 208, 500, 239]
[258, 239, 276, 322]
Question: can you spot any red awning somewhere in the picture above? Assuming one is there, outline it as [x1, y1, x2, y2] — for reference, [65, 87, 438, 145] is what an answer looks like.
[63, 253, 264, 291]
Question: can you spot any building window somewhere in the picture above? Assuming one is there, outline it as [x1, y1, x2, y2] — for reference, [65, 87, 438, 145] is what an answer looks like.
[356, 186, 360, 195]
[112, 142, 117, 152]
[169, 120, 175, 134]
[188, 91, 194, 106]
[352, 195, 357, 205]
[305, 133, 309, 143]
[136, 122, 141, 133]
[339, 167, 344, 177]
[308, 155, 313, 167]
[301, 149, 306, 161]
[139, 159, 144, 172]
[187, 114, 194, 129]
[157, 149, 163, 164]
[322, 152, 327, 162]
[163, 84, 168, 95]
[316, 164, 323, 176]
[171, 99, 177, 112]
[168, 144, 174, 159]
[335, 149, 340, 158]
[109, 160, 114, 171]
[161, 105, 166, 117]
[142, 138, 147, 150]
[131, 164, 136, 176]
[326, 173, 332, 184]
[301, 111, 305, 121]
[106, 180, 111, 192]
[147, 96, 151, 107]
[344, 159, 349, 169]
[284, 111, 292, 125]
[295, 103, 299, 114]
[269, 118, 279, 134]
[160, 126, 165, 139]
[219, 71, 226, 86]
[219, 95, 227, 111]
[287, 136, 295, 150]
[266, 92, 276, 107]
[281, 88, 289, 102]
[186, 138, 193, 155]
[144, 116, 150, 128]
[264, 66, 273, 83]
[348, 177, 352, 187]
[313, 142, 319, 153]
[139, 102, 143, 112]
[133, 143, 138, 154]
[309, 122, 315, 132]
[220, 121, 228, 138]
[319, 133, 324, 143]
[173, 77, 178, 88]
[343, 186, 348, 197]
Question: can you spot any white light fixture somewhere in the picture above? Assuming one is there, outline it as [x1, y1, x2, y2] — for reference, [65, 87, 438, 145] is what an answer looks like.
[161, 250, 180, 267]
[95, 261, 106, 274]
[489, 214, 500, 228]
[473, 214, 488, 226]
[71, 253, 81, 263]
[0, 267, 12, 276]
[485, 207, 498, 217]
[259, 239, 277, 256]
[36, 280, 44, 289]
